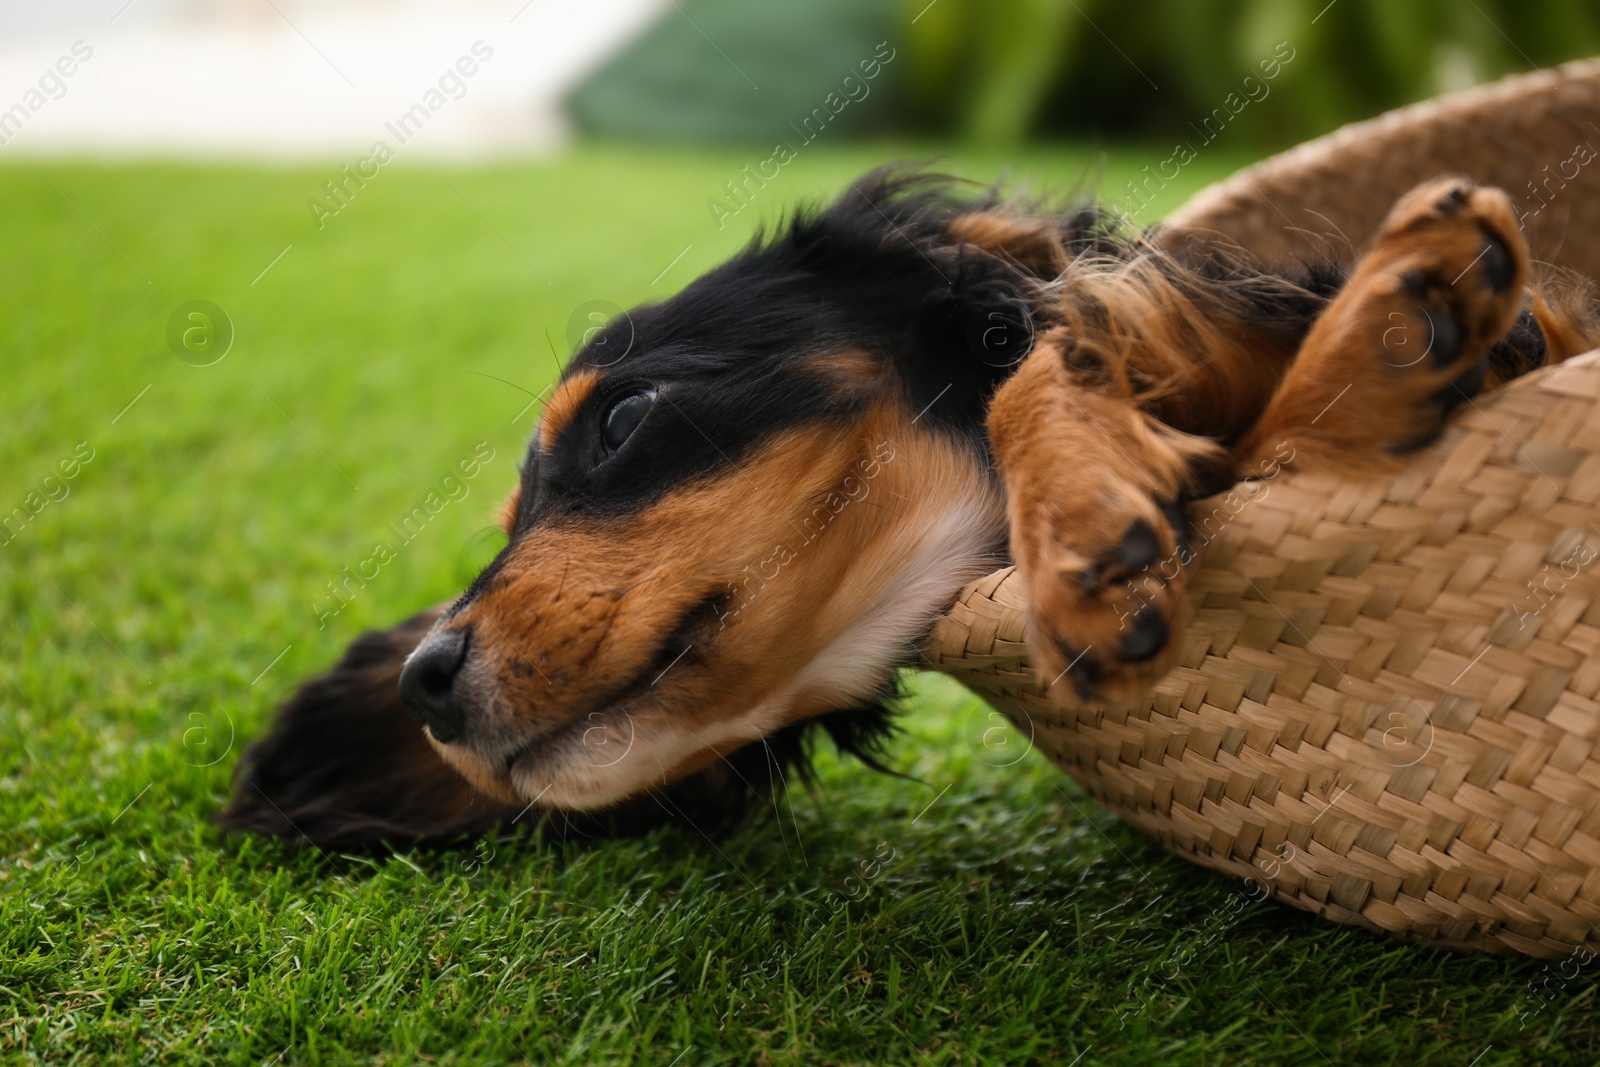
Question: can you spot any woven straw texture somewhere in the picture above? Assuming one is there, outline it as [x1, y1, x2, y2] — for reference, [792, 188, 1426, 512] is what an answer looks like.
[927, 64, 1600, 956]
[1163, 58, 1600, 281]
[929, 352, 1600, 957]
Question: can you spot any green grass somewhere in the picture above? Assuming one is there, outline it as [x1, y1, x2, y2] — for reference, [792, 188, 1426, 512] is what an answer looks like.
[2, 143, 1597, 1065]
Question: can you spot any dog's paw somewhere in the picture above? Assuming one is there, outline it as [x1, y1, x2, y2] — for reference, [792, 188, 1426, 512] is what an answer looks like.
[1343, 178, 1529, 452]
[1013, 481, 1195, 707]
[989, 336, 1231, 708]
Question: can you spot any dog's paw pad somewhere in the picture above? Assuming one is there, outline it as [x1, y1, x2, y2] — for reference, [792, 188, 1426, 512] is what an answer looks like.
[1022, 504, 1190, 706]
[1480, 232, 1515, 294]
[1430, 359, 1489, 410]
[1119, 606, 1170, 663]
[1347, 179, 1531, 453]
[1416, 303, 1464, 367]
[1114, 519, 1161, 572]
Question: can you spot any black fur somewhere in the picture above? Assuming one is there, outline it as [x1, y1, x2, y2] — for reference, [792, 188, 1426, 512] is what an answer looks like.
[1488, 307, 1550, 381]
[221, 609, 522, 848]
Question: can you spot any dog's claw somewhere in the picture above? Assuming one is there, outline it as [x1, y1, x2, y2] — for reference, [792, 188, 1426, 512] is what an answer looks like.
[1021, 499, 1196, 706]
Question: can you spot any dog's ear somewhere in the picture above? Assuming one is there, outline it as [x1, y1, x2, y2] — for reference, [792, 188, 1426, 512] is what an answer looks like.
[904, 229, 1043, 435]
[220, 608, 526, 849]
[221, 608, 854, 849]
[779, 171, 1050, 436]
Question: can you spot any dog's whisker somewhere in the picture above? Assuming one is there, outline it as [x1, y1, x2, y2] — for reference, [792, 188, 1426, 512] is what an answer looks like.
[719, 754, 793, 864]
[468, 369, 546, 401]
[645, 789, 760, 890]
[543, 325, 567, 377]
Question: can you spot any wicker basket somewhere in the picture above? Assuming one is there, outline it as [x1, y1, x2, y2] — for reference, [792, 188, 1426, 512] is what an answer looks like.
[930, 353, 1600, 957]
[927, 61, 1600, 957]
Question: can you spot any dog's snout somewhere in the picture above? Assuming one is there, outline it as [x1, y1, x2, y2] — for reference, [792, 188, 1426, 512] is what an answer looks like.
[399, 627, 470, 743]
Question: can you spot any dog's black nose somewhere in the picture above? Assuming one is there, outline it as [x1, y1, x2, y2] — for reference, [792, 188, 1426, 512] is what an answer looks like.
[399, 628, 470, 744]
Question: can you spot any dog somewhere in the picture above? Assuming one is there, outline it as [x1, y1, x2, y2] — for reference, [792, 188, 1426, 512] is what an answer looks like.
[222, 169, 1599, 848]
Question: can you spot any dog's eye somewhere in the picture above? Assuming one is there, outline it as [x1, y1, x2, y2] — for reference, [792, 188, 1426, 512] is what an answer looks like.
[601, 389, 656, 455]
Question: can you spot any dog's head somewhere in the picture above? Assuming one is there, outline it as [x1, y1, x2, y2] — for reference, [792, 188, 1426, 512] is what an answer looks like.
[397, 172, 1084, 811]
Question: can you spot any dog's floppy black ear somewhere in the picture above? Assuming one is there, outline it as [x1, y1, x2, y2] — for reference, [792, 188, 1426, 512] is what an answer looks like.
[220, 608, 525, 849]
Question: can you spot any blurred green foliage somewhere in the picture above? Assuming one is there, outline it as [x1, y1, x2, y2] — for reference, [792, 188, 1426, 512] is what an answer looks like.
[567, 0, 902, 143]
[569, 0, 1600, 149]
[904, 0, 1600, 145]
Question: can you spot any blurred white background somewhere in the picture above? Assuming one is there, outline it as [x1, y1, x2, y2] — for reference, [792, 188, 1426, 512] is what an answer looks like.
[0, 0, 665, 157]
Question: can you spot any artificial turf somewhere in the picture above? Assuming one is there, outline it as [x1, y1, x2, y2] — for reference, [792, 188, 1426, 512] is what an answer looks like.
[2, 144, 1597, 1065]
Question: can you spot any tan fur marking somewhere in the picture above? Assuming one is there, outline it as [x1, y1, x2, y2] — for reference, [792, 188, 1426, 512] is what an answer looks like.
[537, 368, 601, 454]
[497, 486, 522, 535]
[1533, 286, 1600, 362]
[811, 347, 886, 400]
[949, 210, 1067, 277]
